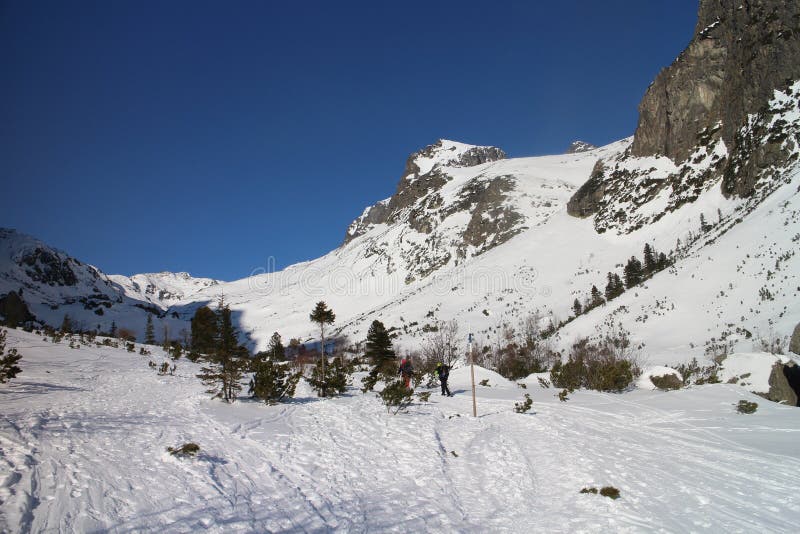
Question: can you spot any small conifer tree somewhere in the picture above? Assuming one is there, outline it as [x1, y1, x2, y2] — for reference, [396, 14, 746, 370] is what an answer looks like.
[572, 299, 583, 317]
[309, 302, 336, 397]
[249, 355, 301, 404]
[0, 329, 23, 383]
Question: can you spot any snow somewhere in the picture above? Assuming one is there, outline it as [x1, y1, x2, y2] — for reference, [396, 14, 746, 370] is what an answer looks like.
[2, 328, 800, 532]
[716, 352, 788, 393]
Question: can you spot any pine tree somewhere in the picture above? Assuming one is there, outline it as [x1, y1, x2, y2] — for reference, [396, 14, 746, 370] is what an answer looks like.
[365, 320, 395, 363]
[110, 321, 117, 338]
[572, 299, 583, 317]
[145, 314, 156, 345]
[0, 329, 22, 383]
[249, 356, 300, 404]
[362, 320, 397, 392]
[191, 306, 217, 354]
[699, 212, 711, 232]
[309, 301, 336, 397]
[590, 285, 605, 308]
[657, 252, 668, 270]
[623, 257, 643, 288]
[605, 272, 624, 301]
[266, 332, 285, 361]
[643, 243, 657, 276]
[196, 298, 246, 403]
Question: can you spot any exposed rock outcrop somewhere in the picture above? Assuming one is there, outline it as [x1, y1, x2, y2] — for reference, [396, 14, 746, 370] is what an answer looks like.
[0, 291, 35, 327]
[568, 0, 800, 232]
[766, 361, 800, 406]
[343, 139, 507, 245]
[566, 160, 606, 218]
[631, 0, 800, 196]
[566, 141, 597, 154]
[790, 322, 800, 355]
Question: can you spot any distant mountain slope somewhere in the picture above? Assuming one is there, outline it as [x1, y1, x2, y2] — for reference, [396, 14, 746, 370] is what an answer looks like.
[0, 228, 211, 339]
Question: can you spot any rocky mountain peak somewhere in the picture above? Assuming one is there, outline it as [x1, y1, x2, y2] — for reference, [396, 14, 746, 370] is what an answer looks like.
[343, 140, 506, 244]
[566, 140, 597, 154]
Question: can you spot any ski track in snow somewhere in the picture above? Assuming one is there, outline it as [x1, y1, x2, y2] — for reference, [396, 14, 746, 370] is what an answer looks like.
[1, 329, 799, 533]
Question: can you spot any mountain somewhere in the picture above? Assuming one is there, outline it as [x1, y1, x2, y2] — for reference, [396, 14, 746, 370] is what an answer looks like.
[3, 0, 799, 366]
[107, 272, 220, 309]
[0, 228, 215, 338]
[565, 141, 597, 154]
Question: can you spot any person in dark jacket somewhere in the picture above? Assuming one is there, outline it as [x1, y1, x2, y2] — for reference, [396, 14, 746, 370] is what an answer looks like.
[398, 357, 414, 388]
[436, 362, 452, 396]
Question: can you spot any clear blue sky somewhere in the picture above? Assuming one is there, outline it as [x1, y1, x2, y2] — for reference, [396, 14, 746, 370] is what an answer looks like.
[1, 0, 698, 281]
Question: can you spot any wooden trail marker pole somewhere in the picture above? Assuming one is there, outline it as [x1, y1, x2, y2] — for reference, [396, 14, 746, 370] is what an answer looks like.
[469, 331, 476, 417]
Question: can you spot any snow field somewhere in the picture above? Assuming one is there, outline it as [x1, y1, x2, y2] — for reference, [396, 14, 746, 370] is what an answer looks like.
[2, 328, 800, 532]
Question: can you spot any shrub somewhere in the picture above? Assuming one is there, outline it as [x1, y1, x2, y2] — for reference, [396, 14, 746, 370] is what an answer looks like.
[736, 400, 758, 414]
[0, 329, 23, 383]
[167, 443, 200, 458]
[581, 486, 621, 500]
[518, 382, 528, 389]
[600, 486, 621, 499]
[479, 379, 490, 387]
[550, 334, 640, 392]
[558, 389, 569, 402]
[514, 393, 533, 414]
[126, 342, 135, 353]
[417, 391, 431, 402]
[675, 358, 720, 385]
[537, 377, 551, 389]
[379, 380, 414, 414]
[650, 373, 682, 391]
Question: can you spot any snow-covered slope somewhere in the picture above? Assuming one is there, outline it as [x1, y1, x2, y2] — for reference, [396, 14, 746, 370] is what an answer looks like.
[2, 328, 799, 532]
[166, 123, 799, 364]
[107, 271, 220, 309]
[0, 228, 213, 340]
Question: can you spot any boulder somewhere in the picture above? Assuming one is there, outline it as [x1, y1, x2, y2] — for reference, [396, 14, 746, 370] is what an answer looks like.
[765, 361, 799, 407]
[790, 323, 800, 355]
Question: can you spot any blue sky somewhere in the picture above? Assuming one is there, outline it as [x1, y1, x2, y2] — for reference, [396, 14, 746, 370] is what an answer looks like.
[1, 1, 698, 281]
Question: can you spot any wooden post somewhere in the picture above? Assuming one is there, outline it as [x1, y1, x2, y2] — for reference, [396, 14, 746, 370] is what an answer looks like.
[469, 331, 476, 417]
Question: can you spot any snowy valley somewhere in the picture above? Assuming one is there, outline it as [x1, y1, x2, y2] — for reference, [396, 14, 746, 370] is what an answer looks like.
[3, 0, 800, 531]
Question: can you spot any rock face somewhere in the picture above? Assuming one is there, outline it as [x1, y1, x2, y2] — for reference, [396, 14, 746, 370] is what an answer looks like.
[0, 291, 35, 327]
[566, 160, 606, 218]
[790, 323, 800, 355]
[566, 141, 597, 154]
[766, 361, 800, 406]
[343, 139, 507, 244]
[568, 0, 800, 234]
[631, 0, 800, 195]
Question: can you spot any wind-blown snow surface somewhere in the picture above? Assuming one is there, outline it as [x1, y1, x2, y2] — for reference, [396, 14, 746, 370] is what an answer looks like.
[2, 328, 799, 533]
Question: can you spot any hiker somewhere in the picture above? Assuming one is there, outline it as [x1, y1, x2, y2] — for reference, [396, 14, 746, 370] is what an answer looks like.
[436, 362, 452, 396]
[398, 356, 414, 388]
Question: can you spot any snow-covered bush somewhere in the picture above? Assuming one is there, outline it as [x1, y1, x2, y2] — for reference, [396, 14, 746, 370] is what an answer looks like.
[514, 394, 533, 413]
